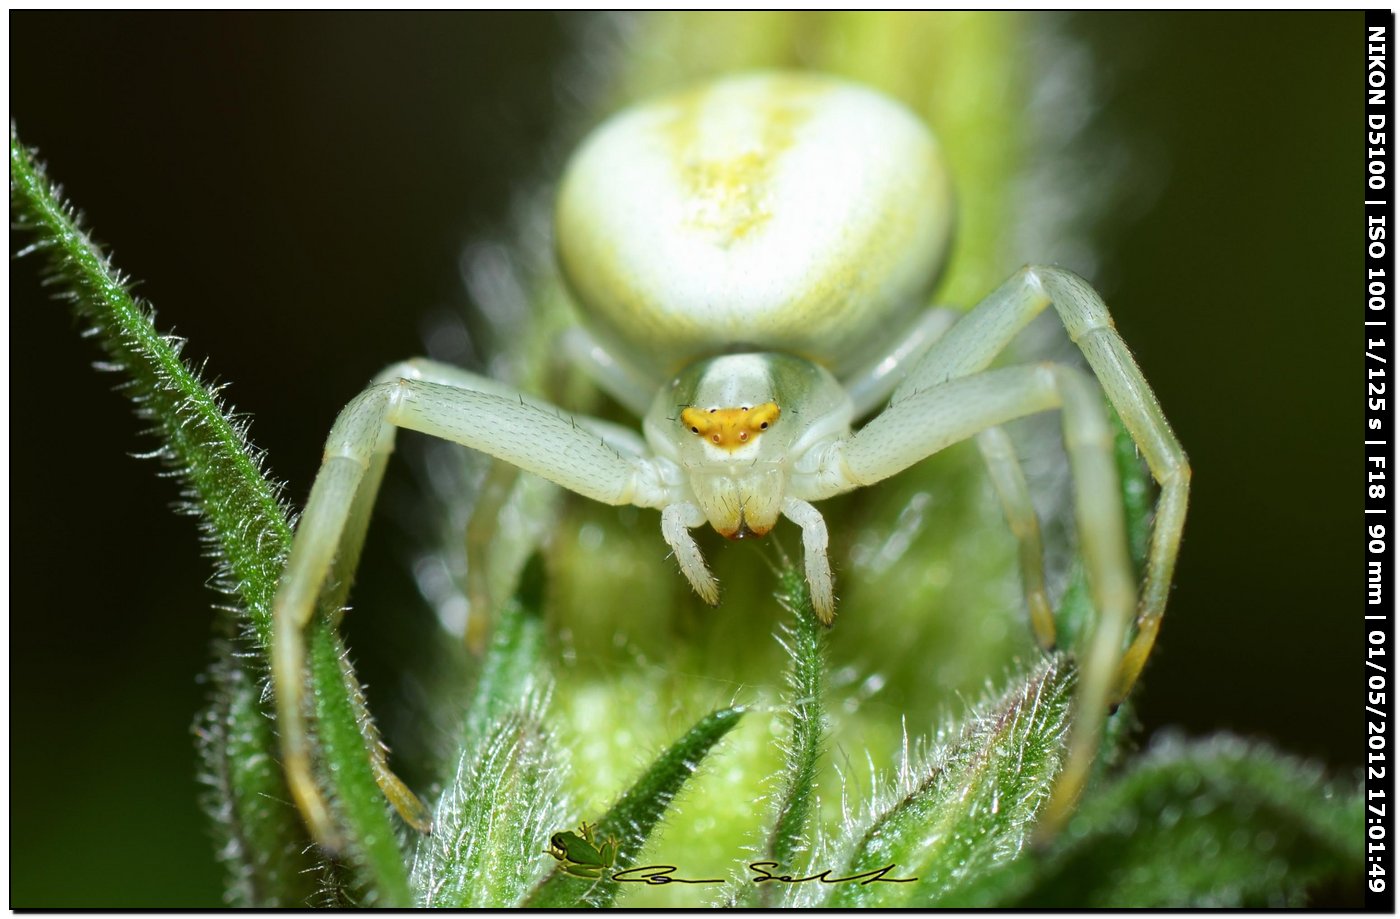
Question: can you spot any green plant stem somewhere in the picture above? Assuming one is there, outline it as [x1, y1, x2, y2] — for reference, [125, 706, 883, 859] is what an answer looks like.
[10, 124, 289, 647]
[764, 567, 827, 896]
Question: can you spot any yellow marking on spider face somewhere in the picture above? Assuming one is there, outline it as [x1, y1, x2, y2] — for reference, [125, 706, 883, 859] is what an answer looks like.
[681, 402, 781, 452]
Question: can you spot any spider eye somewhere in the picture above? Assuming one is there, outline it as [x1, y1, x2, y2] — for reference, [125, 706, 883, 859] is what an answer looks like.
[709, 407, 717, 413]
[690, 426, 699, 434]
[759, 422, 769, 429]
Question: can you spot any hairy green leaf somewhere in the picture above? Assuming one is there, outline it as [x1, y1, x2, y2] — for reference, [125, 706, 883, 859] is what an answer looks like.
[813, 656, 1074, 908]
[194, 629, 321, 906]
[524, 706, 746, 908]
[411, 553, 568, 907]
[307, 629, 414, 906]
[412, 694, 567, 907]
[461, 554, 550, 749]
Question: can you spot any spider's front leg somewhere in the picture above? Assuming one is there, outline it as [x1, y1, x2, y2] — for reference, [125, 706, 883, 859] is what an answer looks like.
[272, 358, 660, 849]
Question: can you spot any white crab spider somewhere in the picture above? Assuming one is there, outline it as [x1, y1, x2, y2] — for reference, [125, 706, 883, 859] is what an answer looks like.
[273, 71, 1190, 846]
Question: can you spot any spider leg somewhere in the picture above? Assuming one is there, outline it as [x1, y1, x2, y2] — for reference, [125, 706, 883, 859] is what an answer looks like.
[894, 266, 1191, 704]
[977, 425, 1056, 651]
[839, 306, 959, 418]
[562, 325, 660, 418]
[661, 502, 720, 605]
[807, 360, 1138, 838]
[781, 497, 835, 624]
[879, 265, 1190, 834]
[385, 359, 651, 652]
[273, 359, 661, 848]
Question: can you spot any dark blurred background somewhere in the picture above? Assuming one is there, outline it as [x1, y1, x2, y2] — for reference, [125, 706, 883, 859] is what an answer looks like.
[11, 12, 1358, 906]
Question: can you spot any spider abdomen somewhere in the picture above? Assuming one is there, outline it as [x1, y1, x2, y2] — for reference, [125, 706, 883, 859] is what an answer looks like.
[555, 71, 954, 380]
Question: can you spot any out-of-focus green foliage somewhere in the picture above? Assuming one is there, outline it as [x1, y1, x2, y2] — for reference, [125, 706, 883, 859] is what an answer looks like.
[951, 734, 1363, 908]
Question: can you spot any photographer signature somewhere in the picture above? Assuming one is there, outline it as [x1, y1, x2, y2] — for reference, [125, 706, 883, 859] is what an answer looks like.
[611, 861, 918, 887]
[546, 822, 915, 886]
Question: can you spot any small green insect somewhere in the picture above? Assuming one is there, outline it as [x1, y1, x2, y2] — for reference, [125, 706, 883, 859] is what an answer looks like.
[545, 822, 621, 880]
